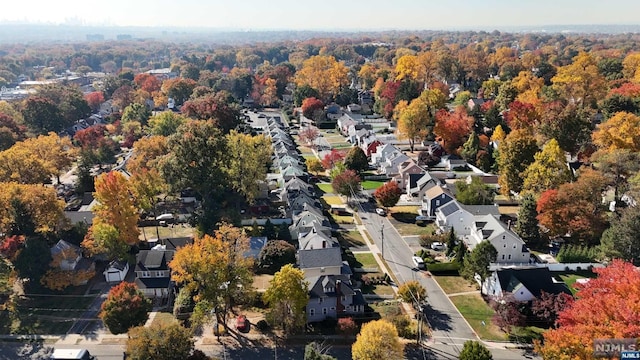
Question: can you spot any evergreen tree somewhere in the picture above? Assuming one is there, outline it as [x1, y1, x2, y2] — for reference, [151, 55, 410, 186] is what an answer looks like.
[262, 219, 276, 240]
[455, 241, 468, 264]
[460, 132, 480, 165]
[459, 340, 493, 360]
[515, 194, 541, 247]
[446, 228, 457, 257]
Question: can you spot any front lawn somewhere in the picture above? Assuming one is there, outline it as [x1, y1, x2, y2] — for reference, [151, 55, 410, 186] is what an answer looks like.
[557, 270, 596, 294]
[336, 230, 366, 247]
[316, 183, 334, 194]
[149, 312, 178, 328]
[434, 276, 478, 295]
[353, 252, 380, 269]
[139, 224, 194, 241]
[322, 195, 343, 205]
[361, 180, 385, 191]
[449, 293, 507, 341]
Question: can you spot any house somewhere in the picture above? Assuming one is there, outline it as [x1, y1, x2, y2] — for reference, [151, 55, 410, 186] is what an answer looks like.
[435, 201, 476, 236]
[408, 172, 439, 199]
[134, 248, 173, 299]
[482, 267, 572, 302]
[381, 151, 410, 176]
[467, 98, 485, 110]
[443, 155, 467, 171]
[281, 165, 307, 182]
[337, 114, 356, 135]
[103, 260, 129, 283]
[50, 240, 92, 273]
[306, 274, 366, 322]
[284, 177, 314, 194]
[468, 214, 529, 263]
[421, 186, 454, 218]
[395, 160, 424, 189]
[370, 143, 397, 167]
[347, 104, 362, 113]
[298, 247, 343, 278]
[245, 237, 268, 259]
[298, 231, 338, 250]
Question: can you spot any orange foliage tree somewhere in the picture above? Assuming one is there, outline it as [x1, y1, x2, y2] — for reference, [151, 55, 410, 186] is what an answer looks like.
[433, 107, 474, 154]
[536, 260, 640, 360]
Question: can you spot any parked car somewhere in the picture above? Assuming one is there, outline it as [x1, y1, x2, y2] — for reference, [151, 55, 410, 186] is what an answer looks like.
[431, 242, 445, 251]
[236, 314, 248, 332]
[155, 213, 174, 221]
[412, 256, 425, 270]
[51, 348, 94, 360]
[375, 208, 386, 216]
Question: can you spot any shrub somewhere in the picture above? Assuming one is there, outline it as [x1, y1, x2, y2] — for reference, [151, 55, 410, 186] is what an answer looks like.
[427, 262, 461, 274]
[389, 314, 416, 339]
[256, 320, 270, 332]
[419, 232, 446, 248]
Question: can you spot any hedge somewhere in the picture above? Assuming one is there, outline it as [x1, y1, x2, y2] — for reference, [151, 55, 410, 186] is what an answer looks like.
[427, 262, 461, 274]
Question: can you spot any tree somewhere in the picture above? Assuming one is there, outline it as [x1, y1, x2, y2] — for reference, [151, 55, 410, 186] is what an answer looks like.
[21, 97, 65, 134]
[301, 97, 324, 120]
[294, 55, 349, 101]
[536, 260, 640, 360]
[397, 280, 427, 304]
[445, 228, 457, 257]
[459, 340, 493, 360]
[37, 84, 91, 127]
[522, 139, 572, 194]
[397, 89, 446, 152]
[0, 113, 26, 151]
[100, 282, 152, 335]
[332, 170, 361, 199]
[321, 149, 346, 170]
[462, 241, 497, 283]
[460, 133, 479, 164]
[497, 129, 539, 196]
[515, 194, 541, 246]
[0, 183, 64, 236]
[491, 296, 526, 332]
[82, 223, 131, 261]
[434, 107, 474, 154]
[128, 135, 168, 175]
[591, 149, 640, 202]
[304, 342, 337, 360]
[162, 78, 197, 106]
[225, 131, 272, 203]
[337, 317, 358, 338]
[111, 84, 136, 110]
[0, 235, 24, 261]
[343, 146, 369, 174]
[592, 111, 640, 152]
[552, 52, 606, 107]
[306, 157, 325, 175]
[147, 111, 187, 136]
[299, 126, 320, 149]
[600, 205, 640, 264]
[122, 103, 152, 126]
[352, 319, 404, 360]
[170, 225, 254, 328]
[258, 240, 296, 274]
[263, 264, 309, 334]
[126, 323, 194, 360]
[455, 177, 495, 205]
[538, 101, 593, 154]
[373, 181, 403, 208]
[13, 237, 51, 289]
[531, 291, 574, 328]
[181, 92, 241, 133]
[92, 171, 140, 246]
[293, 85, 320, 106]
[134, 73, 162, 93]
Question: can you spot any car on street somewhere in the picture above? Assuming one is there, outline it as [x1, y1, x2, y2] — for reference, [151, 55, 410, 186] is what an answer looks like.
[412, 256, 425, 270]
[375, 208, 386, 216]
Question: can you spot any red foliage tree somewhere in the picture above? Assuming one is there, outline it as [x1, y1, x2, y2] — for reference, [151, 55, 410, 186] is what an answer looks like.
[373, 181, 403, 208]
[74, 124, 108, 149]
[84, 91, 105, 112]
[332, 169, 361, 198]
[301, 97, 324, 120]
[532, 290, 574, 327]
[182, 93, 240, 133]
[298, 126, 320, 148]
[434, 107, 474, 154]
[0, 235, 25, 261]
[504, 100, 540, 130]
[609, 82, 640, 98]
[321, 149, 345, 170]
[99, 282, 152, 335]
[490, 296, 526, 333]
[133, 73, 161, 93]
[337, 317, 358, 338]
[537, 260, 640, 359]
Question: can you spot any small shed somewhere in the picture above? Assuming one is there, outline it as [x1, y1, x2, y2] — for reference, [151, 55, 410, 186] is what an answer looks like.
[103, 260, 129, 283]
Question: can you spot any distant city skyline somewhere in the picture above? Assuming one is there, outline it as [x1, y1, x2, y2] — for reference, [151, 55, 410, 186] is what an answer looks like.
[3, 0, 640, 31]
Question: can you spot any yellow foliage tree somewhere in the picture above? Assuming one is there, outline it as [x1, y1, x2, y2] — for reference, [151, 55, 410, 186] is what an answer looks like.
[592, 111, 640, 152]
[93, 171, 140, 246]
[522, 139, 573, 194]
[352, 319, 404, 360]
[552, 52, 607, 107]
[0, 182, 64, 235]
[263, 264, 309, 334]
[294, 55, 348, 101]
[395, 55, 422, 81]
[622, 52, 640, 81]
[396, 89, 446, 152]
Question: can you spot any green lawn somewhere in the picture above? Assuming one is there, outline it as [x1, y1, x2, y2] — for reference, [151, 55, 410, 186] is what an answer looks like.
[10, 293, 98, 335]
[353, 252, 380, 269]
[361, 283, 395, 296]
[361, 180, 385, 191]
[336, 230, 366, 247]
[509, 326, 546, 344]
[557, 270, 596, 294]
[391, 219, 435, 237]
[449, 293, 507, 341]
[434, 276, 478, 295]
[322, 195, 343, 205]
[329, 213, 354, 224]
[316, 183, 334, 194]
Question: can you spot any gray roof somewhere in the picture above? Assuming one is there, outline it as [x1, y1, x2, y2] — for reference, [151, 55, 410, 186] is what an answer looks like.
[136, 250, 171, 272]
[298, 247, 343, 269]
[460, 204, 500, 216]
[438, 201, 461, 217]
[496, 267, 571, 298]
[307, 274, 355, 299]
[135, 277, 170, 290]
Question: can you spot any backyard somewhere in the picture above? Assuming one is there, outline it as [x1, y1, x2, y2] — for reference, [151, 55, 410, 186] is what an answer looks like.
[139, 224, 194, 241]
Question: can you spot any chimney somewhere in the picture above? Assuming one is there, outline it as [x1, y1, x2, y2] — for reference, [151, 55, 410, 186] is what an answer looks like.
[336, 280, 345, 313]
[507, 220, 512, 231]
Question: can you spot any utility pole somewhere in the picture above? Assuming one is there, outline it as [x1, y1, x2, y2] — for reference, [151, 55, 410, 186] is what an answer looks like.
[380, 222, 385, 259]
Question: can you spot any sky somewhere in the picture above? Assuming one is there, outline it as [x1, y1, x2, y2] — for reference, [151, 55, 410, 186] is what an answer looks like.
[3, 0, 640, 30]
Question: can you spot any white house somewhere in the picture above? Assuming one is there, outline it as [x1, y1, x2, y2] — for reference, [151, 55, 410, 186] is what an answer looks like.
[370, 143, 397, 167]
[435, 201, 476, 236]
[482, 267, 572, 302]
[469, 215, 530, 263]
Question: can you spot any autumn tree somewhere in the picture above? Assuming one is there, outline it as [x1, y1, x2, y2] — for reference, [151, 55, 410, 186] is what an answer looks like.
[295, 55, 349, 101]
[0, 183, 64, 236]
[455, 177, 495, 205]
[111, 84, 135, 110]
[552, 52, 607, 108]
[460, 132, 479, 164]
[128, 135, 168, 175]
[0, 113, 26, 151]
[522, 139, 572, 194]
[515, 194, 541, 247]
[99, 282, 152, 335]
[299, 126, 320, 149]
[301, 97, 324, 120]
[461, 241, 497, 283]
[170, 224, 254, 327]
[332, 169, 361, 199]
[121, 103, 151, 126]
[162, 78, 197, 106]
[373, 181, 403, 208]
[538, 101, 593, 154]
[497, 129, 539, 196]
[337, 317, 358, 338]
[531, 291, 573, 328]
[536, 168, 608, 243]
[343, 146, 368, 174]
[434, 107, 474, 154]
[126, 323, 194, 360]
[536, 260, 640, 360]
[36, 84, 91, 127]
[257, 240, 296, 274]
[263, 264, 309, 334]
[41, 247, 96, 291]
[0, 143, 51, 184]
[84, 91, 105, 112]
[459, 341, 493, 360]
[306, 157, 325, 175]
[397, 280, 427, 304]
[352, 319, 404, 360]
[600, 205, 640, 264]
[491, 296, 526, 333]
[0, 235, 24, 261]
[225, 131, 272, 203]
[13, 237, 51, 289]
[146, 111, 186, 137]
[181, 92, 241, 133]
[592, 111, 640, 152]
[321, 149, 345, 170]
[95, 171, 139, 243]
[397, 89, 446, 152]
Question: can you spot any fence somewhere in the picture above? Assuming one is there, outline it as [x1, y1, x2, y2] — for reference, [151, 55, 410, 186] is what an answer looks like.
[490, 262, 604, 271]
[240, 218, 292, 226]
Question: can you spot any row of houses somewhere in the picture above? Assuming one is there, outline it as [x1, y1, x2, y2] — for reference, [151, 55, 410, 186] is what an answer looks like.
[264, 115, 366, 323]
